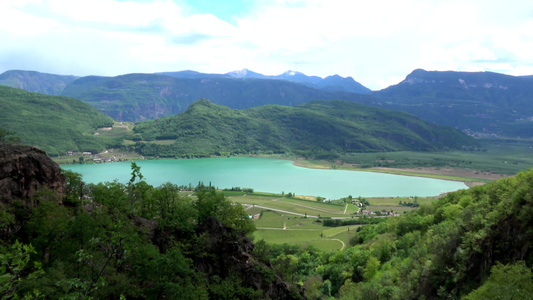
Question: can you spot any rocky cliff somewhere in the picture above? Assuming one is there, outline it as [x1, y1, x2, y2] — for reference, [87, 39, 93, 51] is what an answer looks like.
[0, 144, 65, 205]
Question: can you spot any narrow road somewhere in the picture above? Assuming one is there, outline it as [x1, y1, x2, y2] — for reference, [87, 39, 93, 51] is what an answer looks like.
[330, 238, 345, 250]
[250, 205, 318, 218]
[244, 204, 361, 219]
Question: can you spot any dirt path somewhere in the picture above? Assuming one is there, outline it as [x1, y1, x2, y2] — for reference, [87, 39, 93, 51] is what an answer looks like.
[250, 205, 317, 218]
[329, 238, 345, 250]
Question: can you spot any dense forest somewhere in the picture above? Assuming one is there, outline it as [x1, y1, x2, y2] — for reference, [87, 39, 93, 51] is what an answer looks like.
[1, 142, 532, 299]
[133, 99, 477, 158]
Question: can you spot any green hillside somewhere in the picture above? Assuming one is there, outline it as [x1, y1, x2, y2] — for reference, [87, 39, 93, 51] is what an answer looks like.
[373, 69, 533, 138]
[133, 99, 478, 157]
[61, 73, 375, 121]
[0, 86, 115, 155]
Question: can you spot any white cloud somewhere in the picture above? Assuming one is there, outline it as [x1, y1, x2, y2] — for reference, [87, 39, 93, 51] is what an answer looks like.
[1, 0, 533, 89]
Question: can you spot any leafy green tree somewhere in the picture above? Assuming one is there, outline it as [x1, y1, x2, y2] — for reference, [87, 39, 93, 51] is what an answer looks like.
[363, 256, 380, 281]
[303, 274, 323, 300]
[0, 241, 44, 299]
[320, 279, 332, 297]
[463, 262, 533, 300]
[0, 128, 21, 144]
[63, 170, 86, 206]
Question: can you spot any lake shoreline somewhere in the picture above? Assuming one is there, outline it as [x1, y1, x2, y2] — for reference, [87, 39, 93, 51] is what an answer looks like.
[62, 157, 468, 199]
[289, 158, 500, 187]
[57, 151, 499, 187]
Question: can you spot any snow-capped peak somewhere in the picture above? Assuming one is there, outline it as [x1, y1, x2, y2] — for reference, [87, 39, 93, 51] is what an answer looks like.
[228, 69, 249, 78]
[284, 70, 298, 76]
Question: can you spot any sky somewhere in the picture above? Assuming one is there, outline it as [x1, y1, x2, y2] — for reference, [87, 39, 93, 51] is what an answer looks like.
[1, 0, 533, 90]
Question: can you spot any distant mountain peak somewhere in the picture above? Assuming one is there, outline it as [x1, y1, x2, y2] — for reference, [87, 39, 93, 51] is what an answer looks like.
[227, 69, 250, 78]
[283, 70, 299, 77]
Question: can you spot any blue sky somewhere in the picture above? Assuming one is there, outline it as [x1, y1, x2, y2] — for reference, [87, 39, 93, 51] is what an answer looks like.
[1, 0, 533, 90]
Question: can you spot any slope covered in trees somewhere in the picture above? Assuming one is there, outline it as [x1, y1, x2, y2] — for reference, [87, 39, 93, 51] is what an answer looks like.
[0, 86, 116, 155]
[310, 167, 533, 298]
[133, 99, 478, 158]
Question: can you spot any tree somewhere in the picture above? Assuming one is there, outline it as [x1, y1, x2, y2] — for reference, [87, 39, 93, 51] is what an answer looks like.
[0, 241, 44, 299]
[363, 256, 380, 281]
[0, 128, 21, 144]
[63, 170, 86, 205]
[463, 262, 533, 300]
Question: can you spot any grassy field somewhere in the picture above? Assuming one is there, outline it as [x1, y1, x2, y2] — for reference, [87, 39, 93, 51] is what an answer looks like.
[252, 211, 352, 251]
[227, 192, 433, 251]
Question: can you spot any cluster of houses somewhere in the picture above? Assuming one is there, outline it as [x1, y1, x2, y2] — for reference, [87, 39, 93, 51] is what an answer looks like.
[361, 209, 401, 217]
[350, 198, 401, 217]
[65, 150, 138, 163]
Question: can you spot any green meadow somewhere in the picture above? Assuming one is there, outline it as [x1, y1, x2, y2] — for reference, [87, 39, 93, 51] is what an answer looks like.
[226, 192, 428, 251]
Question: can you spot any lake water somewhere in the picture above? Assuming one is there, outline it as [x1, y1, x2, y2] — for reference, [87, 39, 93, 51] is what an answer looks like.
[62, 157, 467, 199]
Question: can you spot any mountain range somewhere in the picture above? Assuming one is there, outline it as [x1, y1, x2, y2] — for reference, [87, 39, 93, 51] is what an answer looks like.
[60, 73, 374, 122]
[1, 68, 532, 138]
[0, 82, 476, 156]
[373, 69, 533, 138]
[161, 69, 371, 94]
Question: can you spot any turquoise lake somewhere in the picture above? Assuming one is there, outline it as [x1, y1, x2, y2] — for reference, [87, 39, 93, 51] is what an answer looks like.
[62, 157, 468, 199]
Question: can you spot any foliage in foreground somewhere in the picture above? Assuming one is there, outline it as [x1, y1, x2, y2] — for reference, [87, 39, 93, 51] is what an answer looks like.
[0, 164, 263, 299]
[270, 168, 533, 299]
[2, 163, 533, 299]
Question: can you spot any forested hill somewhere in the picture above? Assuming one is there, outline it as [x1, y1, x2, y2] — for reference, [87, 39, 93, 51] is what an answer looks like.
[61, 73, 375, 121]
[133, 99, 478, 157]
[318, 168, 533, 299]
[372, 69, 533, 138]
[0, 70, 78, 95]
[0, 86, 115, 155]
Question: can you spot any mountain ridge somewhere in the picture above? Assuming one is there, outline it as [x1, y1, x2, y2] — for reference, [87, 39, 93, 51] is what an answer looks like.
[372, 69, 533, 138]
[61, 73, 376, 122]
[0, 70, 79, 95]
[132, 99, 478, 158]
